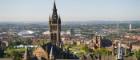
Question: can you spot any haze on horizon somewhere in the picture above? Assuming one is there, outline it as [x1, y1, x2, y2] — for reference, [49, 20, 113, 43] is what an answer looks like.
[0, 0, 140, 22]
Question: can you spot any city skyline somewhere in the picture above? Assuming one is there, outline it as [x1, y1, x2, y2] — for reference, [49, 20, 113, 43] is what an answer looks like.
[0, 1, 140, 60]
[0, 0, 140, 22]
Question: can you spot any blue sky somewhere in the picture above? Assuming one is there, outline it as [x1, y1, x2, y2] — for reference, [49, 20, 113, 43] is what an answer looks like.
[0, 0, 140, 22]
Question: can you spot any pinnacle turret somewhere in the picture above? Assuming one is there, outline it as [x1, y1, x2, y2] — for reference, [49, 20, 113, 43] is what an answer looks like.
[49, 46, 55, 60]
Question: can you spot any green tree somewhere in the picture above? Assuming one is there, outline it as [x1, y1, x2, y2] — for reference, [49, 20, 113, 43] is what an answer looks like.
[94, 48, 111, 56]
[135, 50, 140, 60]
[12, 51, 22, 60]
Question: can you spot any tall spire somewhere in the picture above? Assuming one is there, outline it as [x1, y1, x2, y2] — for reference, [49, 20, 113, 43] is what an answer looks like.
[49, 0, 61, 46]
[53, 0, 57, 11]
[52, 0, 58, 20]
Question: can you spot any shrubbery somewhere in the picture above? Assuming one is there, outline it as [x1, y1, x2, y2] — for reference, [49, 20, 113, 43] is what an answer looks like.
[135, 50, 140, 60]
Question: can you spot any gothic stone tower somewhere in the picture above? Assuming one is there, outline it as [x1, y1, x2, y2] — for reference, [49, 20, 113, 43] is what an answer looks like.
[49, 1, 61, 46]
